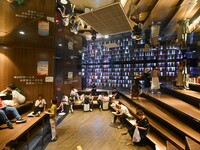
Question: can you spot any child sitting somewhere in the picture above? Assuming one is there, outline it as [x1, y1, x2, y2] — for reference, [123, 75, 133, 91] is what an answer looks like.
[28, 95, 46, 117]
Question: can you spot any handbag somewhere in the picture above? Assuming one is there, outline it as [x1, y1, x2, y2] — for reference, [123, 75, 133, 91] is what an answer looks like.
[132, 127, 141, 142]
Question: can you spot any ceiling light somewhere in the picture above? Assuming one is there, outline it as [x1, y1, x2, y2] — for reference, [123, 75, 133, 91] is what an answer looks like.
[58, 44, 62, 46]
[19, 31, 25, 35]
[104, 35, 109, 39]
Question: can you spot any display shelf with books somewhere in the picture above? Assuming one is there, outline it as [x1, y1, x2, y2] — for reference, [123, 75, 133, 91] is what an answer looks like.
[81, 36, 191, 89]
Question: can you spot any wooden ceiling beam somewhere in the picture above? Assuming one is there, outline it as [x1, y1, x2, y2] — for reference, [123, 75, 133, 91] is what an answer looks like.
[142, 0, 159, 28]
[160, 0, 184, 36]
[190, 8, 200, 24]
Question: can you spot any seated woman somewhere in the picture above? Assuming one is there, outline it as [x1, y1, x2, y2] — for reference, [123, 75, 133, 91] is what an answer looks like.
[57, 94, 69, 112]
[0, 98, 26, 129]
[131, 74, 142, 100]
[97, 93, 103, 110]
[28, 95, 46, 117]
[1, 84, 26, 107]
[83, 93, 94, 112]
[121, 109, 150, 146]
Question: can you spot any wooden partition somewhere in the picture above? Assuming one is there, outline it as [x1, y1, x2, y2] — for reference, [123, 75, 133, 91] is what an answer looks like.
[0, 45, 54, 107]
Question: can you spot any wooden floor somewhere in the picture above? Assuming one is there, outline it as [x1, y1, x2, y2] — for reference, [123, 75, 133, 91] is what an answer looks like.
[45, 110, 152, 150]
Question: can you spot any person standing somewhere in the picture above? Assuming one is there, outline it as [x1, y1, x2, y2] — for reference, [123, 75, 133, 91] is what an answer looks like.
[143, 69, 151, 92]
[151, 66, 161, 94]
[182, 57, 190, 89]
[45, 99, 57, 141]
[176, 61, 184, 88]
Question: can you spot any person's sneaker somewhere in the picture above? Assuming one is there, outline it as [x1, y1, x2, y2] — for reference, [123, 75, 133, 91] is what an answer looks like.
[89, 109, 93, 112]
[7, 121, 13, 129]
[117, 125, 122, 129]
[27, 112, 34, 117]
[157, 91, 161, 94]
[35, 113, 40, 117]
[51, 137, 57, 142]
[16, 118, 26, 124]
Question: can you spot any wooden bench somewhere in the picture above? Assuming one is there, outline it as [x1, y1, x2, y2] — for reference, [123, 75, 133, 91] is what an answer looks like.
[0, 111, 50, 150]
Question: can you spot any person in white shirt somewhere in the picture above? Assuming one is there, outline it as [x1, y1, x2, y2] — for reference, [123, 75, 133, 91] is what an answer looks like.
[97, 93, 108, 110]
[28, 95, 46, 117]
[1, 84, 26, 107]
[70, 87, 80, 101]
[57, 93, 69, 112]
[112, 104, 132, 129]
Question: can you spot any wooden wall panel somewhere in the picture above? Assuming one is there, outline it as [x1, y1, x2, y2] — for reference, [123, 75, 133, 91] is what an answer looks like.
[0, 46, 54, 107]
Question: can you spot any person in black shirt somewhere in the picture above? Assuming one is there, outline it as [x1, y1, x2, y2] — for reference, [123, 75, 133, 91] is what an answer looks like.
[143, 69, 151, 92]
[121, 109, 150, 146]
[91, 82, 96, 96]
[131, 74, 142, 100]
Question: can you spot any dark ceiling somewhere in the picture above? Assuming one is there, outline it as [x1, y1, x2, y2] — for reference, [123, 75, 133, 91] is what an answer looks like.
[1, 0, 200, 48]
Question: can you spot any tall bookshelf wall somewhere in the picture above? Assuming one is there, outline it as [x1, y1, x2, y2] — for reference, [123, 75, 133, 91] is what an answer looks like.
[82, 37, 193, 89]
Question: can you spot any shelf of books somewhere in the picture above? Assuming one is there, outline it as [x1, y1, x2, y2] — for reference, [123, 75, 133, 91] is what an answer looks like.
[81, 37, 192, 89]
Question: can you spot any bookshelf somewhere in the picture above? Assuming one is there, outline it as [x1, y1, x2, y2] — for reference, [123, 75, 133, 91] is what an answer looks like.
[82, 37, 194, 89]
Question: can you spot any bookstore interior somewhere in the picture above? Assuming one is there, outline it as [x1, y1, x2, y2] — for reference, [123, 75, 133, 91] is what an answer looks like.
[0, 0, 200, 150]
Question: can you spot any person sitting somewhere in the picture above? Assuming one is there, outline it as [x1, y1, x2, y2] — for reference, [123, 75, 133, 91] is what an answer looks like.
[70, 87, 80, 101]
[83, 94, 93, 112]
[57, 94, 69, 113]
[111, 104, 132, 129]
[0, 98, 26, 129]
[131, 74, 142, 100]
[1, 84, 26, 107]
[121, 109, 150, 146]
[112, 88, 119, 100]
[97, 93, 104, 110]
[69, 95, 75, 113]
[28, 95, 46, 117]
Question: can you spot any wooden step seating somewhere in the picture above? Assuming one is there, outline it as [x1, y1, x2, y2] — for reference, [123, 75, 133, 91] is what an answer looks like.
[161, 85, 200, 109]
[167, 141, 180, 150]
[141, 90, 200, 133]
[118, 98, 184, 150]
[189, 83, 200, 93]
[0, 111, 50, 150]
[185, 136, 200, 150]
[119, 92, 200, 144]
[126, 117, 167, 150]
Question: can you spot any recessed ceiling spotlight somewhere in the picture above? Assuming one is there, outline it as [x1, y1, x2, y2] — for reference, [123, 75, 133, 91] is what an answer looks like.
[58, 44, 62, 46]
[104, 35, 109, 39]
[193, 51, 196, 53]
[19, 31, 25, 35]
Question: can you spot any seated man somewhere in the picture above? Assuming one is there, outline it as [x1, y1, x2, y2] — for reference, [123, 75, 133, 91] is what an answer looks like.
[1, 84, 26, 107]
[57, 93, 68, 112]
[70, 87, 80, 101]
[111, 103, 132, 129]
[28, 95, 46, 117]
[0, 98, 26, 129]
